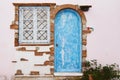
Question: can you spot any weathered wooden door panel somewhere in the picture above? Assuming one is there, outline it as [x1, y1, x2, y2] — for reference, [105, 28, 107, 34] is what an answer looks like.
[54, 9, 82, 72]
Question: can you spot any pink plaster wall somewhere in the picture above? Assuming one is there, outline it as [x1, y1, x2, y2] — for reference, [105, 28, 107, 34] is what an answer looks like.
[0, 0, 120, 79]
[86, 0, 120, 66]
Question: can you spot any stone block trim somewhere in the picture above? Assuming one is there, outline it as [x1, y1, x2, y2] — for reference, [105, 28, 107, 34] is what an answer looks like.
[16, 47, 51, 56]
[13, 3, 56, 6]
[82, 50, 87, 57]
[50, 68, 54, 74]
[15, 38, 19, 46]
[12, 61, 17, 63]
[20, 58, 28, 61]
[83, 29, 92, 34]
[30, 71, 40, 75]
[35, 51, 51, 56]
[44, 61, 54, 66]
[52, 4, 87, 25]
[34, 64, 45, 66]
[35, 52, 44, 56]
[82, 39, 87, 45]
[16, 47, 26, 51]
[15, 69, 24, 75]
[49, 47, 54, 51]
[10, 23, 18, 30]
[49, 55, 54, 61]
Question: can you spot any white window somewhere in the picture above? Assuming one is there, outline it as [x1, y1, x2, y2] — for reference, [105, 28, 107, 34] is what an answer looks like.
[19, 6, 50, 44]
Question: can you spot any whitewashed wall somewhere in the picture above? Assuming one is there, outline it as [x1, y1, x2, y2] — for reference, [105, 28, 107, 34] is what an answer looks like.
[0, 0, 120, 80]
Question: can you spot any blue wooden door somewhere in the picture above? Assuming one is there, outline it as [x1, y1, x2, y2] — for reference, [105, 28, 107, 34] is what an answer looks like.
[54, 9, 82, 72]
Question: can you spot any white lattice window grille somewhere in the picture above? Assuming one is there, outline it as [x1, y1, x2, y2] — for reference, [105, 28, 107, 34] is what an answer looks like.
[19, 6, 50, 44]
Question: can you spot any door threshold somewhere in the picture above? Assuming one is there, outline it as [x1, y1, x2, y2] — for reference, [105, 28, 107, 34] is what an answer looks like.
[54, 72, 83, 76]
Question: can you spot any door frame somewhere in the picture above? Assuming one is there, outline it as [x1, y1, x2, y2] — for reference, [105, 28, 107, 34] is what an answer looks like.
[52, 4, 87, 76]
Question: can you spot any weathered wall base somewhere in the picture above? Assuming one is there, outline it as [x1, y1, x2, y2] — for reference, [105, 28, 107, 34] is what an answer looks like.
[13, 76, 82, 80]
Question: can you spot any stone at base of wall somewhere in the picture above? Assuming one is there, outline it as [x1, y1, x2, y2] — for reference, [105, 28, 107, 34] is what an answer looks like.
[13, 75, 53, 80]
[13, 75, 82, 80]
